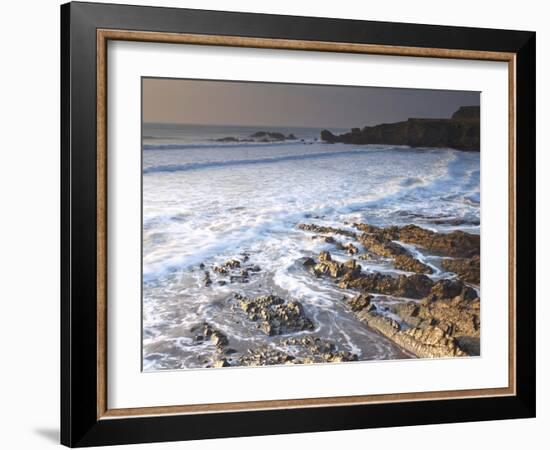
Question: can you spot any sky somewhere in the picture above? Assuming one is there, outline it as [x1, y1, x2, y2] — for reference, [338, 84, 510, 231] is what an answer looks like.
[142, 78, 480, 129]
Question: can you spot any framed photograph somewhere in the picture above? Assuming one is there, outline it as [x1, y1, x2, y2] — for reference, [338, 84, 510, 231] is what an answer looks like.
[61, 1, 536, 447]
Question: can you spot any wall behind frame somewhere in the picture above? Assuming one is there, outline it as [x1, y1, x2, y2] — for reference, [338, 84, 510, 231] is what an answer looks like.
[0, 0, 545, 449]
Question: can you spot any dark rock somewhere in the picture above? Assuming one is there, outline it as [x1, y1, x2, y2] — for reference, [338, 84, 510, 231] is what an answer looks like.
[284, 336, 335, 354]
[353, 222, 479, 258]
[397, 225, 479, 258]
[237, 348, 296, 366]
[338, 272, 433, 299]
[398, 325, 467, 357]
[212, 259, 245, 280]
[324, 351, 359, 363]
[312, 252, 361, 279]
[347, 293, 374, 312]
[192, 323, 229, 350]
[282, 337, 359, 364]
[354, 309, 467, 358]
[357, 310, 401, 338]
[320, 106, 480, 151]
[312, 235, 338, 244]
[320, 129, 338, 143]
[319, 251, 331, 262]
[343, 242, 359, 255]
[441, 256, 480, 284]
[343, 259, 360, 272]
[431, 217, 480, 226]
[452, 106, 480, 120]
[215, 136, 240, 142]
[393, 254, 433, 274]
[394, 297, 479, 337]
[353, 222, 382, 234]
[427, 279, 477, 302]
[235, 294, 314, 336]
[203, 271, 212, 286]
[354, 223, 401, 241]
[397, 274, 434, 298]
[359, 233, 408, 258]
[250, 131, 287, 141]
[216, 131, 298, 144]
[297, 223, 356, 238]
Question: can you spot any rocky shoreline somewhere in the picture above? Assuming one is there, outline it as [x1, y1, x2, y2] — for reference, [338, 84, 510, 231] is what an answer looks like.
[298, 221, 480, 359]
[320, 106, 480, 151]
[179, 219, 480, 369]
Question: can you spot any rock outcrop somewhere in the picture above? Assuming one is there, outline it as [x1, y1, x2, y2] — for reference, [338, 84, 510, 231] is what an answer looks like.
[346, 293, 374, 312]
[298, 225, 480, 359]
[338, 271, 435, 298]
[249, 131, 296, 141]
[321, 106, 480, 151]
[441, 256, 480, 284]
[191, 322, 230, 348]
[338, 274, 479, 357]
[358, 233, 408, 258]
[354, 308, 468, 358]
[397, 225, 479, 258]
[310, 251, 361, 279]
[298, 223, 357, 238]
[204, 257, 262, 285]
[216, 131, 297, 143]
[338, 269, 476, 301]
[353, 222, 480, 259]
[392, 296, 480, 340]
[234, 294, 314, 336]
[393, 254, 433, 274]
[233, 337, 358, 367]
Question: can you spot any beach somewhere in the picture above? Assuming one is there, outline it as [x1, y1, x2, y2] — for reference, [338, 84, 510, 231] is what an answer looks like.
[142, 124, 480, 370]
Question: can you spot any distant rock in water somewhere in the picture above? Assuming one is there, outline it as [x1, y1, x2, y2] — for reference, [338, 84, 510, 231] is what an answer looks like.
[321, 106, 480, 151]
[216, 136, 243, 143]
[215, 131, 297, 143]
[250, 131, 287, 141]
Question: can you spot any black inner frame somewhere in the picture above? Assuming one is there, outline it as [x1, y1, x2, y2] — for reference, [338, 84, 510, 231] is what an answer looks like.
[61, 2, 536, 447]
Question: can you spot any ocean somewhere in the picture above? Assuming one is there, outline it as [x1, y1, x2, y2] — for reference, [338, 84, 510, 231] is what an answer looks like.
[142, 123, 480, 370]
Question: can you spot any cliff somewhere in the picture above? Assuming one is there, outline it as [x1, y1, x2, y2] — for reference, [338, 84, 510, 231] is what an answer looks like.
[321, 106, 480, 151]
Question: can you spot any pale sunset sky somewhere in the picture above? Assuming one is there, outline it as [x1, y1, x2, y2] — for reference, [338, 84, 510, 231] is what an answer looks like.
[143, 77, 480, 128]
